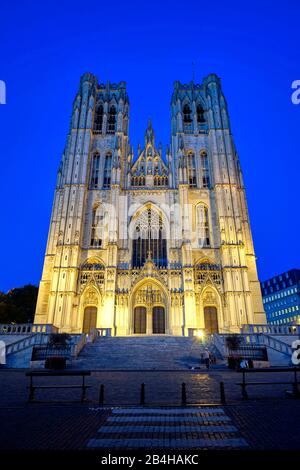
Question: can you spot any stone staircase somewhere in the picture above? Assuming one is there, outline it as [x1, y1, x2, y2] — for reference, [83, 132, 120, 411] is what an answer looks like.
[74, 336, 214, 370]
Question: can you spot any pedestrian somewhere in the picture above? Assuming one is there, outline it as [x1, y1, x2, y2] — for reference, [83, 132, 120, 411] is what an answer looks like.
[240, 359, 249, 369]
[203, 348, 210, 369]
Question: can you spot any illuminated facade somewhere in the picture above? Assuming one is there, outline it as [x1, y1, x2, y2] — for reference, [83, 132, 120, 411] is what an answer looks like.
[34, 73, 266, 335]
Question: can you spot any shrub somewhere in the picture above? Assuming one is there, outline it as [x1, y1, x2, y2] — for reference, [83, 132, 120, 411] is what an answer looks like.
[49, 333, 71, 347]
[225, 335, 243, 351]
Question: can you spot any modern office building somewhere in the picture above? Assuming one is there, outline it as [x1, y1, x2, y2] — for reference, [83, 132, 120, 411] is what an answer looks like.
[261, 269, 300, 325]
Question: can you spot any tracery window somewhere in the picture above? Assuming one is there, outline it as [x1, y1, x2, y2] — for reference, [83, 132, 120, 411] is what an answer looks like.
[132, 208, 167, 268]
[103, 153, 112, 189]
[90, 153, 100, 188]
[194, 262, 221, 286]
[200, 151, 210, 188]
[196, 204, 210, 247]
[93, 104, 103, 132]
[90, 205, 104, 248]
[183, 103, 192, 123]
[197, 104, 206, 123]
[80, 261, 105, 287]
[187, 152, 197, 187]
[107, 105, 116, 133]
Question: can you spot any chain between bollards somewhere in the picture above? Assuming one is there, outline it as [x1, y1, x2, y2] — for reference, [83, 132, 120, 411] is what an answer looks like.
[140, 383, 145, 405]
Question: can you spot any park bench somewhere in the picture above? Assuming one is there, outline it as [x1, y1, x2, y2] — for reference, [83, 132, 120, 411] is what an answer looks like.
[236, 367, 300, 399]
[25, 370, 91, 402]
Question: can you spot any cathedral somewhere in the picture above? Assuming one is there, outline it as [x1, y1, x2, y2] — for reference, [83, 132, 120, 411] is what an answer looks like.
[34, 72, 266, 336]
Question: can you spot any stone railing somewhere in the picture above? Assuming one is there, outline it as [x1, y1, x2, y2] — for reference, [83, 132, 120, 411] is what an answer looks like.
[5, 333, 49, 356]
[210, 334, 227, 357]
[71, 328, 100, 357]
[0, 324, 58, 335]
[242, 324, 300, 336]
[244, 333, 292, 357]
[211, 332, 293, 359]
[71, 334, 87, 357]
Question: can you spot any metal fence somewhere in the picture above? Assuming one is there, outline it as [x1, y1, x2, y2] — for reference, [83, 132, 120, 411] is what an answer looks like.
[229, 346, 268, 361]
[31, 345, 72, 361]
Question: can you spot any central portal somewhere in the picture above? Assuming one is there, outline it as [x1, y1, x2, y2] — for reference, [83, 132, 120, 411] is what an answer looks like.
[133, 306, 165, 334]
[132, 281, 167, 335]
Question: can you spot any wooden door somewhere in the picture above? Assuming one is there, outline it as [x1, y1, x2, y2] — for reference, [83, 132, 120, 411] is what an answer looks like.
[83, 306, 97, 334]
[152, 306, 165, 334]
[204, 306, 218, 334]
[134, 306, 146, 334]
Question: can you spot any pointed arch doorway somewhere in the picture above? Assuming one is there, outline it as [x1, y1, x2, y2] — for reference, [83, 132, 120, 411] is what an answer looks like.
[83, 306, 97, 334]
[131, 281, 167, 335]
[204, 306, 218, 334]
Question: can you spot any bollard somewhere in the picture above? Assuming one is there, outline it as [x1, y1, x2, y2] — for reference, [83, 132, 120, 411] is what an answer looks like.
[292, 368, 300, 398]
[140, 383, 145, 405]
[220, 381, 226, 404]
[241, 370, 249, 400]
[181, 382, 187, 406]
[99, 384, 104, 405]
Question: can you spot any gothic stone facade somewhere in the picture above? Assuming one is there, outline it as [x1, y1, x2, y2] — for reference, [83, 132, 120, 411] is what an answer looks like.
[34, 73, 266, 335]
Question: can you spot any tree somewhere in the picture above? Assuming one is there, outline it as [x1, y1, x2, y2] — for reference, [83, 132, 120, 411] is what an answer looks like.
[225, 334, 243, 351]
[0, 285, 38, 324]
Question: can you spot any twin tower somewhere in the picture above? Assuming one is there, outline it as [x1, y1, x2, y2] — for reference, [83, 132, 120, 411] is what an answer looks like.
[34, 72, 266, 336]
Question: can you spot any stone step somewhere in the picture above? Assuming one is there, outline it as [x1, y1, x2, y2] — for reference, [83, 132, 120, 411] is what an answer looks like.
[74, 336, 215, 370]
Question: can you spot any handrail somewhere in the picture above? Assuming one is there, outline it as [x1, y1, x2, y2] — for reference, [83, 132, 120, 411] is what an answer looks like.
[71, 334, 87, 357]
[254, 334, 292, 356]
[242, 324, 300, 335]
[211, 333, 293, 358]
[5, 333, 49, 355]
[0, 323, 58, 335]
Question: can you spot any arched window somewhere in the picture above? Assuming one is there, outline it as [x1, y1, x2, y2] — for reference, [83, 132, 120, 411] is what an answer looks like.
[90, 206, 104, 248]
[93, 104, 103, 132]
[90, 153, 100, 188]
[183, 103, 192, 123]
[200, 151, 210, 188]
[187, 152, 197, 187]
[80, 260, 105, 287]
[197, 104, 206, 123]
[196, 204, 210, 247]
[107, 105, 116, 133]
[132, 208, 167, 268]
[103, 153, 112, 189]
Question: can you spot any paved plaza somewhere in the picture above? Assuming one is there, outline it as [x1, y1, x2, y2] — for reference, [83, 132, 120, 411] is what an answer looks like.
[0, 369, 300, 452]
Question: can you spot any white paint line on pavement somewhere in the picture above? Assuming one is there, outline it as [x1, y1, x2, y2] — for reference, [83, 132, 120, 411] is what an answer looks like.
[111, 408, 225, 415]
[87, 437, 249, 449]
[107, 415, 231, 423]
[98, 425, 238, 433]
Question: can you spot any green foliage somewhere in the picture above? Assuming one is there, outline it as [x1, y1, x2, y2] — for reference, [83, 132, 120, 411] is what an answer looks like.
[225, 334, 243, 351]
[0, 285, 38, 323]
[49, 333, 71, 347]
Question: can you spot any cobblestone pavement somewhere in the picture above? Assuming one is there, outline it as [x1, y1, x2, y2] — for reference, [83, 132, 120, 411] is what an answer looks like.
[1, 368, 299, 406]
[0, 369, 300, 451]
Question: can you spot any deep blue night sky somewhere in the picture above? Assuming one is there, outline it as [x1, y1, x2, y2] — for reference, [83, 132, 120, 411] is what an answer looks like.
[0, 0, 299, 292]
